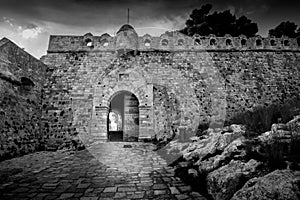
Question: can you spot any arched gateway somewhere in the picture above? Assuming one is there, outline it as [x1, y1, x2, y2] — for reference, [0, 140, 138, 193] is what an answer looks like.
[90, 87, 153, 142]
[108, 91, 139, 141]
[90, 64, 154, 142]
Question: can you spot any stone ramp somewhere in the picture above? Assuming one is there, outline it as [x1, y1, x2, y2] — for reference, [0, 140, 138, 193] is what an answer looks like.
[0, 142, 206, 200]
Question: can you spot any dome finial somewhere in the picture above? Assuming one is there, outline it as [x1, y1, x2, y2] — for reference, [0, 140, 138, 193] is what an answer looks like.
[127, 8, 130, 24]
[117, 24, 135, 34]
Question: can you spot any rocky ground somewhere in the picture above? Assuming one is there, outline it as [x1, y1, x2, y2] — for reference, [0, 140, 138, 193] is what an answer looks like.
[166, 115, 300, 200]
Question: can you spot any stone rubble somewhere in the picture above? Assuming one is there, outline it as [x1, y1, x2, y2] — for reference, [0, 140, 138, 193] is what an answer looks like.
[174, 117, 300, 200]
[207, 159, 262, 200]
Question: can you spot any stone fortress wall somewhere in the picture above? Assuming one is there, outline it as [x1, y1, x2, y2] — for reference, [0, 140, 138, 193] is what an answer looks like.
[41, 24, 300, 148]
[1, 24, 300, 160]
[0, 38, 47, 160]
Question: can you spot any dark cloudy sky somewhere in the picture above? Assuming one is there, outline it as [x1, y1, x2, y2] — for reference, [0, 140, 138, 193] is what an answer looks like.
[0, 0, 299, 58]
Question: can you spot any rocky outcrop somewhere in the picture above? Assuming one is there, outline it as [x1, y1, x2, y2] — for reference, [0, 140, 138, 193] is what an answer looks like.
[173, 116, 300, 200]
[287, 115, 300, 128]
[207, 159, 262, 200]
[231, 169, 300, 200]
[182, 124, 245, 163]
[258, 123, 291, 142]
[172, 125, 248, 199]
[197, 137, 246, 173]
[258, 115, 300, 143]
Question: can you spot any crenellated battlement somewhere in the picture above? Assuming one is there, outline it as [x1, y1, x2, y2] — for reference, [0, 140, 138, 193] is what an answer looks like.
[47, 25, 300, 53]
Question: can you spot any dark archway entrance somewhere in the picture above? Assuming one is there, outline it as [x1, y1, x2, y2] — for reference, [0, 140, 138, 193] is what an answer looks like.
[108, 91, 139, 142]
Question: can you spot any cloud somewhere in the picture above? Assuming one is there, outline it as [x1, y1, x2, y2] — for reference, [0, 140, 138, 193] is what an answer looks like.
[227, 5, 236, 15]
[1, 16, 43, 39]
[2, 17, 14, 27]
[133, 15, 187, 36]
[0, 0, 298, 30]
[0, 0, 299, 58]
[19, 27, 43, 39]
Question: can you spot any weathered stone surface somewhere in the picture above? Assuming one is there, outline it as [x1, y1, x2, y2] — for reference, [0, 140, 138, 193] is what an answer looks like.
[287, 115, 300, 127]
[271, 123, 291, 138]
[0, 38, 47, 161]
[231, 170, 300, 200]
[182, 125, 244, 162]
[42, 26, 300, 148]
[0, 63, 20, 85]
[198, 137, 246, 173]
[258, 115, 300, 143]
[228, 124, 245, 133]
[2, 23, 300, 161]
[207, 159, 262, 200]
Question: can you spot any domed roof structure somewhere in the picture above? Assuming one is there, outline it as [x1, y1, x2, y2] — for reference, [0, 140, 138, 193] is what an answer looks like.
[117, 24, 135, 34]
[83, 32, 93, 37]
[115, 24, 138, 54]
[100, 33, 111, 40]
[100, 33, 111, 38]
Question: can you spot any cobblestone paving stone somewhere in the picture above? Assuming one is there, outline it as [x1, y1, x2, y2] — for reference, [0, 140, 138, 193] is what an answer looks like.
[0, 142, 207, 200]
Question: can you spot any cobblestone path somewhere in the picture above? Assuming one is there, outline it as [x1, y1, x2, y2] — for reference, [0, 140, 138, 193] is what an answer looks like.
[0, 142, 206, 200]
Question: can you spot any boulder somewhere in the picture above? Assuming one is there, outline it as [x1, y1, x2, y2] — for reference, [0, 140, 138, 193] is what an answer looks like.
[182, 125, 245, 162]
[198, 137, 246, 173]
[231, 169, 300, 200]
[287, 115, 300, 127]
[271, 123, 291, 139]
[182, 132, 223, 161]
[257, 131, 272, 143]
[207, 159, 262, 200]
[287, 115, 300, 136]
[271, 123, 288, 132]
[258, 116, 300, 143]
[228, 124, 246, 133]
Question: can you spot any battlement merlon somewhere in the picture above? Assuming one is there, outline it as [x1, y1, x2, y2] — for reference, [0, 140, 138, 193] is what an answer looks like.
[47, 24, 300, 53]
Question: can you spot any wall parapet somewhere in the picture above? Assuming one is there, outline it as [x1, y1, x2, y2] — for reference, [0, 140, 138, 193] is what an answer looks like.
[47, 31, 300, 52]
